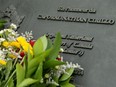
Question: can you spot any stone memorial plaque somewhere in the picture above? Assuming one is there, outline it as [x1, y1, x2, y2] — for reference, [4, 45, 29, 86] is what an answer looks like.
[0, 0, 116, 87]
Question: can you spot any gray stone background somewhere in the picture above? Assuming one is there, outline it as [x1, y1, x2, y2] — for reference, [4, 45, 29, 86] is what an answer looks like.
[0, 0, 116, 87]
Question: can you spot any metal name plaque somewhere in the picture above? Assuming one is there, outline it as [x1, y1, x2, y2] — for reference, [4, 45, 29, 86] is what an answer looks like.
[0, 0, 116, 87]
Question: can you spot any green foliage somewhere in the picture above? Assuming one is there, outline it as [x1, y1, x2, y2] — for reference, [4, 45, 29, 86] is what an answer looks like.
[33, 35, 48, 56]
[60, 77, 75, 87]
[0, 20, 7, 23]
[0, 32, 77, 87]
[46, 38, 53, 50]
[44, 59, 65, 69]
[0, 60, 14, 87]
[27, 47, 53, 77]
[16, 63, 25, 86]
[60, 83, 75, 87]
[27, 48, 33, 62]
[0, 23, 4, 28]
[0, 20, 7, 28]
[5, 60, 13, 81]
[8, 78, 14, 87]
[49, 32, 62, 59]
[34, 62, 43, 82]
[18, 78, 38, 87]
[60, 68, 74, 81]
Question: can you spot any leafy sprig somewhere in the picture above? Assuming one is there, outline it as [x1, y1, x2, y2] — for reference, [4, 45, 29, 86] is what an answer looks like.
[0, 23, 83, 87]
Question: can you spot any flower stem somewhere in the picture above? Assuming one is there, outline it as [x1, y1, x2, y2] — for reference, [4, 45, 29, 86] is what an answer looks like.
[4, 56, 25, 87]
[4, 70, 16, 87]
[13, 49, 22, 68]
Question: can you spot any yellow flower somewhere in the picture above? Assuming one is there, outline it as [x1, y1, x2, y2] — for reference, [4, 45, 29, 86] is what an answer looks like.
[2, 41, 10, 47]
[0, 60, 6, 65]
[17, 36, 33, 55]
[17, 36, 27, 45]
[8, 54, 17, 59]
[22, 43, 33, 54]
[10, 41, 20, 48]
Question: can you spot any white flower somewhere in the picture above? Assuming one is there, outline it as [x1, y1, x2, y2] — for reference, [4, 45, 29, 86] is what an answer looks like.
[6, 29, 19, 36]
[66, 62, 84, 70]
[0, 38, 5, 45]
[5, 29, 19, 41]
[0, 38, 5, 41]
[7, 35, 16, 41]
[0, 50, 6, 59]
[21, 31, 33, 41]
[0, 30, 4, 34]
[10, 23, 17, 29]
[54, 61, 83, 78]
[11, 31, 19, 36]
[60, 48, 64, 52]
[6, 29, 13, 32]
[8, 49, 22, 59]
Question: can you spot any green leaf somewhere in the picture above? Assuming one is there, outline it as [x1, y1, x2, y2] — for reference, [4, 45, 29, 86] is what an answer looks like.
[41, 35, 48, 50]
[27, 48, 53, 77]
[28, 48, 33, 62]
[46, 38, 53, 50]
[33, 35, 48, 56]
[31, 83, 46, 87]
[0, 23, 4, 28]
[49, 32, 62, 59]
[60, 83, 75, 87]
[8, 78, 14, 87]
[26, 67, 37, 78]
[60, 78, 75, 87]
[53, 75, 59, 83]
[0, 20, 7, 23]
[5, 60, 12, 80]
[48, 84, 57, 87]
[60, 77, 71, 85]
[44, 59, 65, 69]
[48, 76, 59, 87]
[24, 54, 28, 76]
[18, 78, 38, 87]
[60, 68, 74, 81]
[34, 62, 43, 82]
[16, 63, 25, 86]
[28, 47, 53, 69]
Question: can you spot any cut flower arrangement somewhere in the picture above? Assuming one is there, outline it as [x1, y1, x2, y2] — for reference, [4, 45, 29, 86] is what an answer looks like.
[0, 20, 83, 87]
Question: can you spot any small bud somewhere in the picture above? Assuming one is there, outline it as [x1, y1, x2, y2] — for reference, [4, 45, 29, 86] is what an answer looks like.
[40, 78, 44, 83]
[55, 66, 60, 69]
[45, 74, 50, 78]
[29, 40, 36, 47]
[58, 55, 60, 58]
[60, 48, 64, 52]
[56, 58, 61, 61]
[20, 51, 25, 58]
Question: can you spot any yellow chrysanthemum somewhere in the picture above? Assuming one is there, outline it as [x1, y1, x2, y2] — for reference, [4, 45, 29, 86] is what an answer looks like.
[8, 54, 17, 59]
[2, 41, 10, 47]
[17, 36, 27, 45]
[0, 60, 6, 65]
[10, 41, 20, 48]
[17, 36, 33, 55]
[22, 43, 33, 54]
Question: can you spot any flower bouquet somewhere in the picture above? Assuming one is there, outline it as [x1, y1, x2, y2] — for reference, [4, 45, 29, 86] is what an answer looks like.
[0, 20, 83, 87]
